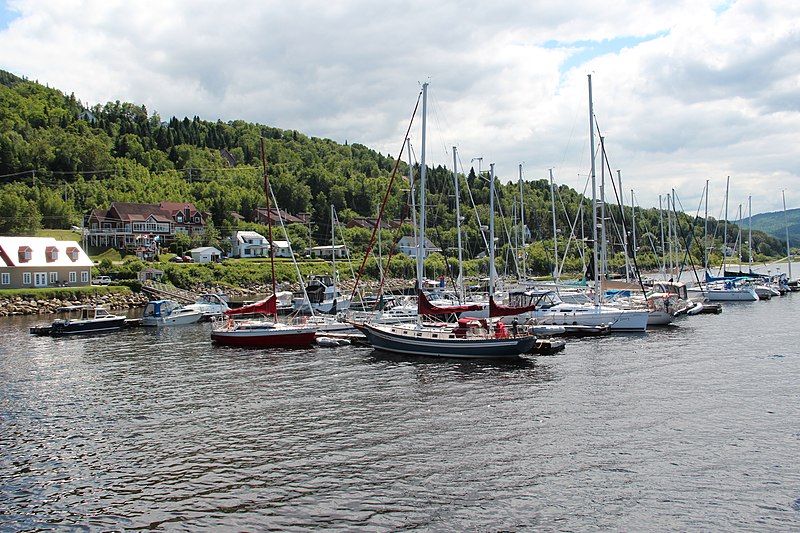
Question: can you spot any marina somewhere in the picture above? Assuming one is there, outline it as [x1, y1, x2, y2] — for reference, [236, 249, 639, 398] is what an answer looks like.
[3, 290, 799, 530]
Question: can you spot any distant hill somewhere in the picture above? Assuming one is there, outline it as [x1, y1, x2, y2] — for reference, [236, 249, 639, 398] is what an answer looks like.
[750, 208, 800, 247]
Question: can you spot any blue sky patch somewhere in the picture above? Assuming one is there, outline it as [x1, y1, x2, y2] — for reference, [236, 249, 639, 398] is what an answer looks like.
[0, 1, 19, 30]
[545, 32, 669, 75]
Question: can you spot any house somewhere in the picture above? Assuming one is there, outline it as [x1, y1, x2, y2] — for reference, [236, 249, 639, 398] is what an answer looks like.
[253, 207, 309, 225]
[0, 237, 93, 289]
[396, 236, 442, 259]
[231, 231, 269, 258]
[137, 267, 164, 282]
[307, 244, 348, 259]
[188, 246, 222, 264]
[86, 201, 207, 256]
[270, 240, 292, 258]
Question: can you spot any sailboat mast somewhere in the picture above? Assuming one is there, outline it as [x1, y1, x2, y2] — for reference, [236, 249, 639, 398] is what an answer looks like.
[260, 138, 278, 308]
[453, 146, 464, 302]
[417, 83, 428, 297]
[618, 169, 630, 282]
[737, 203, 743, 265]
[489, 163, 496, 299]
[659, 194, 666, 279]
[704, 179, 709, 270]
[588, 74, 600, 306]
[722, 175, 730, 274]
[599, 136, 607, 281]
[549, 168, 558, 281]
[631, 189, 637, 265]
[331, 204, 337, 299]
[407, 139, 418, 252]
[519, 164, 527, 281]
[748, 195, 753, 271]
[783, 189, 792, 279]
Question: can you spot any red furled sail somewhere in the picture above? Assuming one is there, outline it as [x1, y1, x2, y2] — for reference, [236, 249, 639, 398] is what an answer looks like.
[417, 290, 483, 315]
[489, 296, 537, 317]
[225, 295, 277, 316]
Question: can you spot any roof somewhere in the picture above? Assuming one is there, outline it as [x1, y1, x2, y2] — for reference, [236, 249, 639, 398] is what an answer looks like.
[309, 245, 347, 251]
[159, 201, 198, 213]
[0, 237, 94, 268]
[110, 202, 173, 223]
[235, 231, 266, 242]
[189, 246, 222, 254]
[270, 240, 291, 248]
[254, 207, 306, 224]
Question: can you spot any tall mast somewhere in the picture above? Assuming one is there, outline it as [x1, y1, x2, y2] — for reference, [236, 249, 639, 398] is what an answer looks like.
[704, 179, 709, 270]
[331, 204, 337, 301]
[519, 163, 527, 281]
[737, 203, 743, 265]
[783, 190, 792, 279]
[721, 175, 730, 274]
[549, 168, 558, 281]
[416, 82, 428, 299]
[659, 194, 666, 279]
[588, 74, 600, 306]
[748, 195, 753, 271]
[672, 188, 678, 278]
[489, 163, 496, 299]
[666, 194, 673, 277]
[407, 139, 418, 251]
[599, 136, 607, 281]
[260, 138, 277, 312]
[453, 146, 464, 302]
[618, 169, 630, 282]
[631, 189, 637, 265]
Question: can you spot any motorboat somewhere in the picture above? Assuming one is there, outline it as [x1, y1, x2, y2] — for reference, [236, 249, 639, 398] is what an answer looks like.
[30, 305, 126, 336]
[476, 290, 649, 332]
[183, 293, 230, 320]
[142, 300, 202, 326]
[293, 275, 351, 313]
[687, 281, 759, 301]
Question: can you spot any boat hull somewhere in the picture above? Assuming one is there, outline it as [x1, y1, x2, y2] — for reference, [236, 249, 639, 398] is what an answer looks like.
[687, 287, 759, 301]
[355, 323, 536, 359]
[48, 317, 127, 336]
[211, 327, 316, 347]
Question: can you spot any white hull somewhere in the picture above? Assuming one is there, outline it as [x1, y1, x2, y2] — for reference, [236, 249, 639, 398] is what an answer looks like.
[529, 305, 649, 331]
[687, 286, 759, 301]
[142, 310, 202, 327]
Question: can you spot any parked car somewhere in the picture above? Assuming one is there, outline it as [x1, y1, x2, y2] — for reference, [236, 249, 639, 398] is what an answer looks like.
[169, 256, 184, 263]
[182, 255, 194, 263]
[92, 276, 112, 286]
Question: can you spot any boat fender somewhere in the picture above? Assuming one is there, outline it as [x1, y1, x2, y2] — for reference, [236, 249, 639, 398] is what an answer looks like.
[336, 339, 351, 346]
[317, 337, 339, 347]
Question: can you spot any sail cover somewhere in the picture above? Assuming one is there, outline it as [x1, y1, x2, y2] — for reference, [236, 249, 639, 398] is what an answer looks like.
[417, 290, 483, 315]
[489, 296, 537, 317]
[224, 295, 277, 316]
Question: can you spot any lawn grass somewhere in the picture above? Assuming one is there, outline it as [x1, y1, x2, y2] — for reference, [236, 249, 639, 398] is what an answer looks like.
[0, 286, 131, 300]
[91, 247, 123, 263]
[35, 228, 83, 241]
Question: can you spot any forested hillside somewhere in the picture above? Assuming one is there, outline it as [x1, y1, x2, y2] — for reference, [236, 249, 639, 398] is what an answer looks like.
[0, 69, 789, 273]
[750, 208, 800, 247]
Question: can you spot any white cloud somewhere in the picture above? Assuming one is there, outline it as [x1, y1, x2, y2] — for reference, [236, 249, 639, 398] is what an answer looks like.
[1, 0, 798, 214]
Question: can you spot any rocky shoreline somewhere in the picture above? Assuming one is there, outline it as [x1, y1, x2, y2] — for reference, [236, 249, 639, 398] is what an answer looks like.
[0, 291, 149, 317]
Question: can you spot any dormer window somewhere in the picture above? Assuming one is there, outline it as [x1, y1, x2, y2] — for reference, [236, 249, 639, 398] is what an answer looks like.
[66, 247, 80, 262]
[176, 213, 183, 223]
[45, 246, 59, 262]
[193, 215, 200, 223]
[18, 246, 31, 263]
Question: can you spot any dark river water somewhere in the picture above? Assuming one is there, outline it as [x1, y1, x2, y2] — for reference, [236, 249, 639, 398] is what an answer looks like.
[2, 296, 799, 530]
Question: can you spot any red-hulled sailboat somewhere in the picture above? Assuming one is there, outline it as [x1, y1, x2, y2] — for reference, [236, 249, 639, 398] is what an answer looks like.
[210, 139, 316, 349]
[210, 295, 316, 347]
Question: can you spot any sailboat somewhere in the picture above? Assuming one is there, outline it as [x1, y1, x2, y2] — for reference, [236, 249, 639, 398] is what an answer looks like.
[355, 83, 537, 358]
[210, 139, 317, 348]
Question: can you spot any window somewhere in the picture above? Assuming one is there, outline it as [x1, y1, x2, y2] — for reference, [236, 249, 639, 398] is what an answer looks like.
[176, 214, 183, 223]
[46, 246, 58, 262]
[23, 272, 31, 285]
[81, 271, 89, 283]
[49, 272, 58, 284]
[69, 272, 77, 283]
[1, 273, 9, 285]
[66, 247, 80, 262]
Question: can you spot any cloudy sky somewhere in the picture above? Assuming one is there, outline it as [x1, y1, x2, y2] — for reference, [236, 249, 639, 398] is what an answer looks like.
[1, 0, 798, 215]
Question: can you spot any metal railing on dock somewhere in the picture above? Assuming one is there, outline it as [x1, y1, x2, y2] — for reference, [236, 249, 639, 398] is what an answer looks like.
[141, 280, 198, 303]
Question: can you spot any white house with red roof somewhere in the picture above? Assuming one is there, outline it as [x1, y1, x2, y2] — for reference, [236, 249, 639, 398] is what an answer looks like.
[0, 237, 94, 289]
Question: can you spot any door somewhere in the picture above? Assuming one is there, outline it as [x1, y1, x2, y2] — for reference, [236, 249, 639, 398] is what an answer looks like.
[34, 272, 48, 287]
